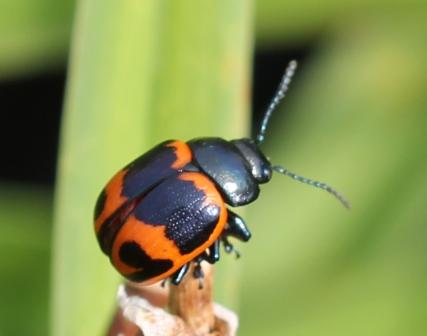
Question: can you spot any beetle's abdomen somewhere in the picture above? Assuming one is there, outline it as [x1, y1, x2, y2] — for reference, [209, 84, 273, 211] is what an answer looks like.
[110, 172, 227, 284]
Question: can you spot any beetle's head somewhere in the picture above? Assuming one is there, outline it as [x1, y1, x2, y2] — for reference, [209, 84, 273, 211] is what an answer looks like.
[232, 138, 272, 184]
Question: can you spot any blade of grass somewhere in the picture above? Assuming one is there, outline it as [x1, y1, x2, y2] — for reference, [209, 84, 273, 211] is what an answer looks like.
[0, 0, 74, 78]
[0, 184, 52, 335]
[51, 1, 253, 335]
[240, 14, 427, 336]
[51, 2, 162, 335]
[147, 1, 254, 311]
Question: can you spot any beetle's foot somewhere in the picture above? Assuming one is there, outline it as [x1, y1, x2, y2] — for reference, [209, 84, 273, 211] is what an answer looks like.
[170, 263, 190, 286]
[222, 237, 240, 259]
[199, 240, 220, 264]
[193, 259, 205, 289]
[161, 279, 168, 287]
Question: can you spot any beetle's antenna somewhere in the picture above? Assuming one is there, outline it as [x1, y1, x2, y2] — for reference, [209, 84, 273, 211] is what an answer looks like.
[272, 165, 350, 209]
[256, 60, 298, 144]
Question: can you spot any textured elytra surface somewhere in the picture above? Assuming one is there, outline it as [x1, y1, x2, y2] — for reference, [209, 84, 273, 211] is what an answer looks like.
[122, 140, 184, 199]
[134, 174, 222, 254]
[95, 141, 190, 255]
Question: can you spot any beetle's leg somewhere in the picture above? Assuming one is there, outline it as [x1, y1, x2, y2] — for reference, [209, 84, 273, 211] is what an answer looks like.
[208, 239, 220, 263]
[221, 236, 241, 259]
[219, 210, 250, 258]
[224, 210, 251, 242]
[170, 263, 190, 286]
[189, 242, 219, 289]
[200, 240, 220, 264]
[193, 256, 205, 289]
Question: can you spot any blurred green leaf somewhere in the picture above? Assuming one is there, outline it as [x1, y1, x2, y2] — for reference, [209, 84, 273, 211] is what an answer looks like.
[0, 0, 74, 78]
[51, 1, 252, 335]
[255, 0, 427, 46]
[0, 184, 52, 335]
[5, 0, 425, 335]
[240, 12, 427, 336]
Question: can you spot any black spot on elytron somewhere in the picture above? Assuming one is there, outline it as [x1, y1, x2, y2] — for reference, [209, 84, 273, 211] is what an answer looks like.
[133, 175, 221, 254]
[97, 197, 140, 255]
[94, 188, 107, 220]
[119, 241, 173, 282]
[122, 140, 183, 200]
[97, 213, 121, 255]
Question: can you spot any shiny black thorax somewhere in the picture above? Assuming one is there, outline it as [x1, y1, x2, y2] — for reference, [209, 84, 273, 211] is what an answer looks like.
[187, 137, 272, 207]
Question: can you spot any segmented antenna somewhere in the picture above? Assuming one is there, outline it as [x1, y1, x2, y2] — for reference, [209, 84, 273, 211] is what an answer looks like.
[256, 60, 298, 144]
[273, 165, 350, 209]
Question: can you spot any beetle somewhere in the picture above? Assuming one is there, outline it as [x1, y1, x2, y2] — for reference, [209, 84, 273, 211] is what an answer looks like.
[94, 60, 349, 286]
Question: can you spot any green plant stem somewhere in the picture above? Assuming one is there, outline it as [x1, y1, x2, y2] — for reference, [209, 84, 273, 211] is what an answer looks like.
[51, 1, 253, 335]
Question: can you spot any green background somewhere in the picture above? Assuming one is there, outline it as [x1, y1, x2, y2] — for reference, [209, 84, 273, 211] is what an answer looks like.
[1, 1, 426, 335]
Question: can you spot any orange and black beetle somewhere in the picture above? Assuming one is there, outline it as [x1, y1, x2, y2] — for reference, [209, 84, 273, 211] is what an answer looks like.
[94, 61, 349, 286]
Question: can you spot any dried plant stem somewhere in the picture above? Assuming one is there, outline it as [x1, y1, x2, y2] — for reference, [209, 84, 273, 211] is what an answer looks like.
[107, 283, 193, 336]
[106, 263, 237, 336]
[168, 263, 238, 336]
[169, 263, 215, 335]
[107, 308, 143, 336]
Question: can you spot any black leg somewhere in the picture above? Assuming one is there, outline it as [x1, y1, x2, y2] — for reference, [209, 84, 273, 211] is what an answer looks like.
[224, 210, 251, 242]
[203, 240, 220, 264]
[170, 263, 190, 285]
[193, 257, 205, 289]
[221, 236, 240, 259]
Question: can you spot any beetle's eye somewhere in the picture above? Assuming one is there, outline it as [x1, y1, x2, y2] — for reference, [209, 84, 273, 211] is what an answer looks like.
[263, 167, 272, 180]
